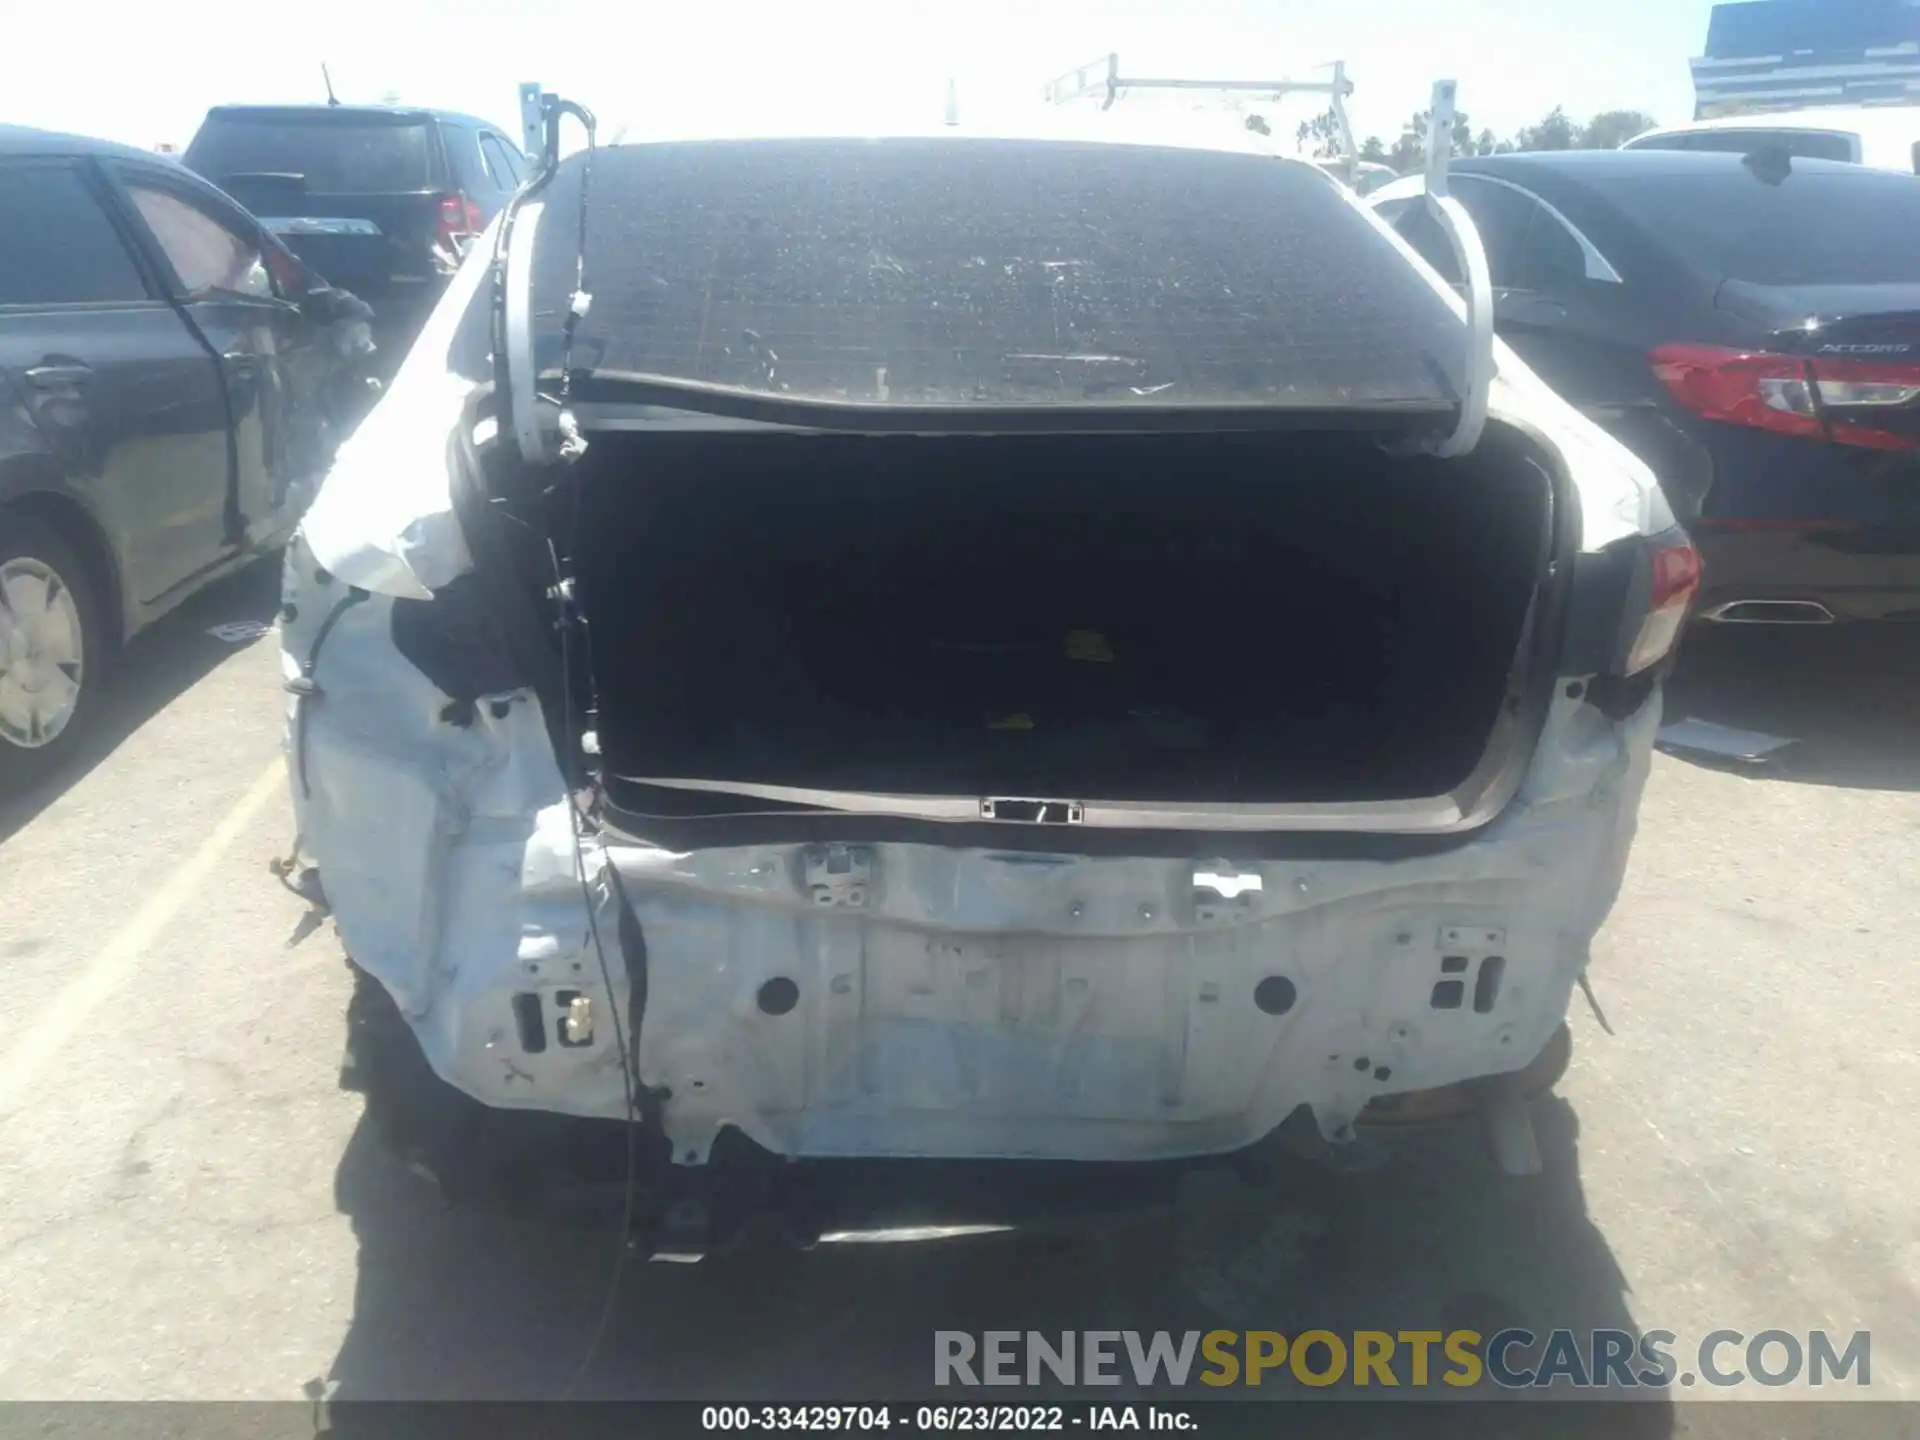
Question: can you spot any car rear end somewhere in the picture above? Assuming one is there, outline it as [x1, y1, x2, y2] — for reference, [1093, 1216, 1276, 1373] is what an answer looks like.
[1621, 107, 1920, 176]
[283, 137, 1687, 1220]
[1592, 160, 1920, 624]
[183, 106, 485, 365]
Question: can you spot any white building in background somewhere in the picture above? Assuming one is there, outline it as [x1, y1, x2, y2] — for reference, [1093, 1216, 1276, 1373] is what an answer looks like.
[1692, 0, 1920, 117]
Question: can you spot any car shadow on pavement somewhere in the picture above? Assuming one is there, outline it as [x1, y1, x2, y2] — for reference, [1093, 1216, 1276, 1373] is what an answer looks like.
[0, 559, 281, 845]
[317, 980, 1675, 1438]
[1661, 624, 1920, 791]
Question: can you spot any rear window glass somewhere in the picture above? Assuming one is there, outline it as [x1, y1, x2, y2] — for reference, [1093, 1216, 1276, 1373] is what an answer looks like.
[527, 139, 1469, 409]
[1628, 129, 1855, 163]
[1590, 166, 1920, 284]
[185, 115, 434, 192]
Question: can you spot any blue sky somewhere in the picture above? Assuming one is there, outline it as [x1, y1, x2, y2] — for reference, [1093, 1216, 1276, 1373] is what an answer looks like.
[5, 0, 1718, 153]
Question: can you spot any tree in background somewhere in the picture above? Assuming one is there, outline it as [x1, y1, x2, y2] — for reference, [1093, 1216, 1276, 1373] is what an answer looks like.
[1380, 108, 1481, 171]
[1385, 123, 1422, 173]
[1296, 101, 1662, 173]
[1580, 109, 1661, 150]
[1512, 106, 1581, 152]
[1293, 105, 1343, 158]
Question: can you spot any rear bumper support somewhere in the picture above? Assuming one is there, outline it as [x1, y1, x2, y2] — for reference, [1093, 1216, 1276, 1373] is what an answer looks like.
[282, 555, 1658, 1168]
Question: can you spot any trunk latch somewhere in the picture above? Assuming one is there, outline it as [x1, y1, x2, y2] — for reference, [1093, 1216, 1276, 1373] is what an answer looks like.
[980, 797, 1085, 825]
[802, 844, 873, 908]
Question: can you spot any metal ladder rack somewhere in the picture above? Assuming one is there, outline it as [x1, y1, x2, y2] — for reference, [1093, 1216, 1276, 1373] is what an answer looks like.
[1043, 58, 1494, 456]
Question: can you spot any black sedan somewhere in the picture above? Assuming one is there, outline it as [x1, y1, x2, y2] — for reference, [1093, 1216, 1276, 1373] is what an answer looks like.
[1371, 148, 1920, 626]
[0, 124, 374, 786]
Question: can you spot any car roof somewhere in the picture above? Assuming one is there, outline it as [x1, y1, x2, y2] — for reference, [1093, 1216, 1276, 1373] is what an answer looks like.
[1452, 148, 1886, 182]
[1627, 105, 1920, 142]
[1425, 146, 1920, 303]
[197, 103, 502, 130]
[0, 123, 171, 163]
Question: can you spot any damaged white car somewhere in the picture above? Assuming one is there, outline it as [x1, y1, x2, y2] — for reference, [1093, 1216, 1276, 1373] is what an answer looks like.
[281, 100, 1694, 1247]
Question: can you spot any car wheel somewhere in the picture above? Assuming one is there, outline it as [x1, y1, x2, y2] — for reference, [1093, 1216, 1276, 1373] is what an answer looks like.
[0, 517, 107, 790]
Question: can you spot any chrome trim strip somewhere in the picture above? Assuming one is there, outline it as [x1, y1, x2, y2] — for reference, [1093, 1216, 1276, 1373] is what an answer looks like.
[1699, 599, 1836, 624]
[618, 775, 1474, 834]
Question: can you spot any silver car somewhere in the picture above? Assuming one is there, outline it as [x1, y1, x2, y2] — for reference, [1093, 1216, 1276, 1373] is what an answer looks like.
[280, 124, 1692, 1247]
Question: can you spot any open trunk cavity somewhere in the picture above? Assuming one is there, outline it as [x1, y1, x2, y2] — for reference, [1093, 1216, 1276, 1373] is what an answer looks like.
[568, 428, 1556, 819]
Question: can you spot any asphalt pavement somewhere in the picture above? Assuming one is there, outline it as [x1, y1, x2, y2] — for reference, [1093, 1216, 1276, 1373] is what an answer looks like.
[1, 562, 1917, 1423]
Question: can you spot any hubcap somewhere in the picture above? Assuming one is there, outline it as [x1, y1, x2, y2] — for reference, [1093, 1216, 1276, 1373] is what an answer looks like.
[0, 557, 85, 750]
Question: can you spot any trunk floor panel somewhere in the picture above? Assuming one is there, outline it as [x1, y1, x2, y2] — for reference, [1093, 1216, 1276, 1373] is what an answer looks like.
[570, 430, 1548, 804]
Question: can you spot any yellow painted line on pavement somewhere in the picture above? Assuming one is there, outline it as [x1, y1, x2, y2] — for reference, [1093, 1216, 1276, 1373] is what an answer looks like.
[0, 760, 286, 1109]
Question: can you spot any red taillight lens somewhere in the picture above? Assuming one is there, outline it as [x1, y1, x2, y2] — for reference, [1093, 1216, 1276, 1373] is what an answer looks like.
[1651, 343, 1919, 452]
[1651, 344, 1823, 439]
[262, 242, 304, 297]
[1626, 541, 1702, 675]
[435, 192, 484, 251]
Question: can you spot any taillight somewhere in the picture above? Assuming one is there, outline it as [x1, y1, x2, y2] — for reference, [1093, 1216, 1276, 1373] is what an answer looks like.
[435, 192, 484, 252]
[262, 242, 305, 297]
[1625, 540, 1701, 675]
[1652, 343, 1920, 452]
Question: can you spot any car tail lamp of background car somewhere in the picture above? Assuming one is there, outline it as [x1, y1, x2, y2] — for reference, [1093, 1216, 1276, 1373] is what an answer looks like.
[435, 193, 483, 258]
[1626, 539, 1702, 675]
[1651, 344, 1920, 453]
[262, 241, 306, 297]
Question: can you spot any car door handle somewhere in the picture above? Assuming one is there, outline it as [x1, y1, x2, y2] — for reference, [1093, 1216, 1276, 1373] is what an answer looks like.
[23, 361, 92, 387]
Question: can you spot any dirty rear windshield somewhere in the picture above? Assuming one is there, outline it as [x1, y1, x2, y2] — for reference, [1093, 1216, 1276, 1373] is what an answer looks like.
[1591, 166, 1920, 286]
[526, 138, 1468, 408]
[185, 114, 435, 193]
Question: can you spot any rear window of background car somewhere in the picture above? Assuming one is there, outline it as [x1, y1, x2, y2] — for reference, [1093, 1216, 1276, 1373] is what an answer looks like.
[184, 117, 434, 192]
[479, 133, 524, 189]
[0, 163, 148, 306]
[1383, 179, 1589, 293]
[1591, 166, 1920, 285]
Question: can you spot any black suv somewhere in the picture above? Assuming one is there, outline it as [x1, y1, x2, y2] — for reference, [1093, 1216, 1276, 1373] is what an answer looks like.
[184, 105, 526, 364]
[0, 124, 373, 787]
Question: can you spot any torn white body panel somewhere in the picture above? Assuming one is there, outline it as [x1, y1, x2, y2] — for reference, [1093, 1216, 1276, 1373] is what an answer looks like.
[295, 215, 501, 601]
[282, 538, 1656, 1163]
